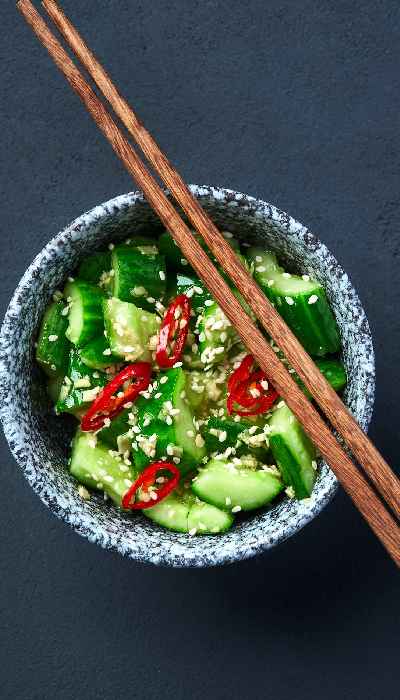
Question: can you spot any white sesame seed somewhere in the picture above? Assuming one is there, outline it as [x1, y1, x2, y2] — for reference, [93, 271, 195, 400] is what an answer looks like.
[160, 376, 168, 384]
[103, 348, 112, 355]
[267, 279, 275, 287]
[146, 297, 156, 304]
[204, 299, 214, 307]
[282, 272, 292, 278]
[232, 505, 241, 513]
[285, 296, 294, 306]
[256, 265, 266, 273]
[48, 334, 58, 342]
[302, 274, 310, 282]
[308, 294, 319, 304]
[255, 255, 263, 262]
[188, 528, 197, 536]
[108, 243, 114, 250]
[159, 270, 166, 281]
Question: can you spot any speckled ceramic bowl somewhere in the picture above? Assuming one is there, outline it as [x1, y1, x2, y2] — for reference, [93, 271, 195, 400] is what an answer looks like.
[0, 186, 375, 567]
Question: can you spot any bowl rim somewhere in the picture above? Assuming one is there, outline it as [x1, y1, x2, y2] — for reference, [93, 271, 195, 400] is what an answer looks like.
[0, 185, 375, 566]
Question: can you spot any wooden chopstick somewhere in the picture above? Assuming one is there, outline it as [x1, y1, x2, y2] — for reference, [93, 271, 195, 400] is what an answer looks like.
[41, 0, 400, 525]
[18, 0, 400, 566]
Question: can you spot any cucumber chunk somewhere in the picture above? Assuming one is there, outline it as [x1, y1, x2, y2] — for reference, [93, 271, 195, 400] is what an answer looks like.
[56, 348, 107, 416]
[124, 235, 159, 255]
[201, 416, 269, 461]
[78, 251, 112, 284]
[79, 336, 120, 370]
[97, 407, 131, 450]
[187, 500, 234, 534]
[295, 357, 347, 397]
[159, 230, 241, 272]
[197, 303, 238, 367]
[70, 431, 137, 507]
[144, 489, 233, 534]
[247, 249, 341, 356]
[268, 403, 317, 499]
[192, 458, 283, 511]
[36, 300, 70, 377]
[176, 272, 212, 313]
[65, 280, 105, 347]
[144, 491, 192, 533]
[133, 368, 206, 474]
[111, 245, 166, 310]
[103, 297, 160, 361]
[46, 375, 64, 403]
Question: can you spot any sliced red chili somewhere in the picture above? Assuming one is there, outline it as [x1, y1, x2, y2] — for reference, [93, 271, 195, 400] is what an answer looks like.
[227, 354, 279, 416]
[81, 362, 151, 432]
[156, 294, 191, 368]
[122, 461, 180, 510]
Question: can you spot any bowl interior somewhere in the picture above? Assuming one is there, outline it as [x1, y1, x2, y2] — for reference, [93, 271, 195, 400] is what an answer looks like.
[0, 186, 375, 566]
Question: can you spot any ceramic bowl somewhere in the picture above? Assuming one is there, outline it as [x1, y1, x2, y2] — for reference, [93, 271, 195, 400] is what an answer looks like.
[0, 185, 375, 567]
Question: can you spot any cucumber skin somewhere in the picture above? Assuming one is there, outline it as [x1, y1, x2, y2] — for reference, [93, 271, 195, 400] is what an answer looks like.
[202, 416, 269, 461]
[269, 434, 314, 499]
[297, 357, 347, 397]
[36, 301, 70, 377]
[270, 288, 340, 356]
[78, 252, 111, 284]
[80, 336, 120, 370]
[65, 281, 105, 347]
[133, 368, 205, 474]
[268, 405, 317, 499]
[111, 245, 166, 310]
[176, 273, 212, 312]
[248, 248, 341, 356]
[97, 408, 131, 449]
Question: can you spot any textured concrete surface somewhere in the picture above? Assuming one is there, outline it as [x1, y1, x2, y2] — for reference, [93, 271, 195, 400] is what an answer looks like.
[1, 1, 399, 699]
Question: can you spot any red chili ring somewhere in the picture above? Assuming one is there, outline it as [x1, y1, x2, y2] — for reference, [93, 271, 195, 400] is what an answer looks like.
[122, 462, 180, 510]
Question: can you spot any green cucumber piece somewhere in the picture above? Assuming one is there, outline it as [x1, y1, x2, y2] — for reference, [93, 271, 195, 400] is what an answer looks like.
[124, 235, 159, 255]
[187, 500, 234, 534]
[201, 416, 269, 461]
[78, 251, 112, 284]
[103, 297, 160, 361]
[158, 231, 191, 270]
[36, 301, 70, 377]
[197, 303, 239, 366]
[144, 489, 233, 534]
[133, 368, 206, 474]
[295, 357, 347, 397]
[247, 249, 341, 356]
[70, 431, 137, 507]
[79, 336, 120, 370]
[144, 491, 192, 533]
[268, 403, 317, 499]
[176, 272, 212, 313]
[111, 245, 166, 310]
[159, 230, 241, 272]
[56, 348, 107, 416]
[97, 407, 132, 450]
[192, 458, 283, 511]
[46, 375, 64, 403]
[64, 280, 105, 347]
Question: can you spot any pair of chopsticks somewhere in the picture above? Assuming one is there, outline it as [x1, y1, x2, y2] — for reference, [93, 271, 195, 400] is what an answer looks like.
[18, 0, 400, 565]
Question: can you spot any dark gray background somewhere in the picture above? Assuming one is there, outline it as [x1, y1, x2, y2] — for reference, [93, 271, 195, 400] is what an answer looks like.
[1, 1, 399, 698]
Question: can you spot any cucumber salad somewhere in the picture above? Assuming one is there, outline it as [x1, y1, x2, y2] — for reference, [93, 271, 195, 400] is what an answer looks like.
[36, 230, 346, 536]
